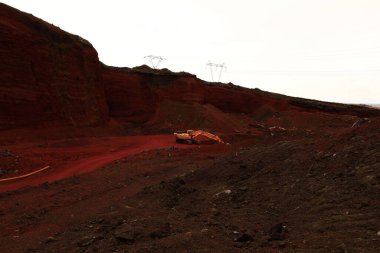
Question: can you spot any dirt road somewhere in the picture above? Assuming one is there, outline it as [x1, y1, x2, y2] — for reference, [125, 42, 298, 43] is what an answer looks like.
[0, 134, 185, 192]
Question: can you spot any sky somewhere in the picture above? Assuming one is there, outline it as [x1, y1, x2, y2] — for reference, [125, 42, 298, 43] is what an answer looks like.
[3, 0, 380, 104]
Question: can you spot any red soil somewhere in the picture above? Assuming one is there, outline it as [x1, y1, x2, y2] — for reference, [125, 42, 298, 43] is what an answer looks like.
[0, 134, 188, 192]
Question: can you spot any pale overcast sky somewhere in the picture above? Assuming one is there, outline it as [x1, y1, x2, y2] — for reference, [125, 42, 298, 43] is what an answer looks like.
[3, 0, 380, 104]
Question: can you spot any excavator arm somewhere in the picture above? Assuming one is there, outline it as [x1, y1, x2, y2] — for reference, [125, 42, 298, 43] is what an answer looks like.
[174, 130, 224, 144]
[190, 130, 224, 144]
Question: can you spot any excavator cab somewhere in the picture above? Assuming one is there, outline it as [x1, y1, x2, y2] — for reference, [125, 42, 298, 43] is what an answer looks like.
[173, 130, 194, 144]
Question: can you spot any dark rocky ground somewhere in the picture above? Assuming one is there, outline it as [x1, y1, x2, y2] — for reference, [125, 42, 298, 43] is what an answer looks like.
[1, 118, 378, 253]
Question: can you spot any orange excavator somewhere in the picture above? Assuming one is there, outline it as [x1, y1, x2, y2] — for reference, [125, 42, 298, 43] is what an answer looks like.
[174, 130, 224, 144]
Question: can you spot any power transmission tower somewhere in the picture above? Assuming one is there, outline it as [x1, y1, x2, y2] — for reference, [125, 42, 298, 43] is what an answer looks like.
[144, 55, 166, 69]
[206, 61, 227, 82]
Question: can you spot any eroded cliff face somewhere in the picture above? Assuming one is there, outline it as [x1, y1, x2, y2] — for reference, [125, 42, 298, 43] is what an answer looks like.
[102, 65, 380, 132]
[102, 66, 287, 132]
[1, 3, 379, 131]
[0, 3, 108, 129]
[102, 67, 158, 124]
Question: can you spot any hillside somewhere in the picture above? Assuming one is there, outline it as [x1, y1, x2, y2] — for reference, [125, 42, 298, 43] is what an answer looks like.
[1, 3, 379, 132]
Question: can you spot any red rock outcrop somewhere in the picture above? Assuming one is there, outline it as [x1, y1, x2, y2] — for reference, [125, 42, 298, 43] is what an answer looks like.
[103, 65, 380, 132]
[0, 3, 108, 129]
[102, 66, 157, 124]
[1, 3, 379, 132]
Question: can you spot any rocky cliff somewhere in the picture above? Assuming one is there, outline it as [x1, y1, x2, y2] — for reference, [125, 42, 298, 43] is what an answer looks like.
[1, 3, 379, 131]
[0, 3, 108, 129]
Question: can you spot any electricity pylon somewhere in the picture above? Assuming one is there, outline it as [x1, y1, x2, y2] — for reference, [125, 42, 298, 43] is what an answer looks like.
[206, 61, 227, 82]
[144, 55, 165, 69]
